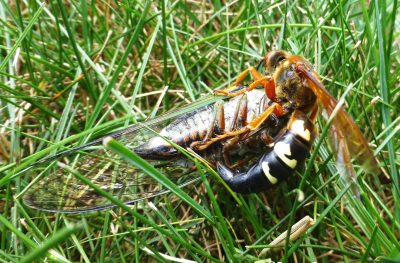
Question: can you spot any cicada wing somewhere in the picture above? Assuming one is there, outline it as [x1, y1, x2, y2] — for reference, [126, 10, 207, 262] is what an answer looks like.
[298, 65, 387, 179]
[23, 148, 199, 212]
[23, 94, 220, 212]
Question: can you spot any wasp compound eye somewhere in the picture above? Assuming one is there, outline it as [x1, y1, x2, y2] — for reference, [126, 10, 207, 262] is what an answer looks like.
[264, 50, 289, 73]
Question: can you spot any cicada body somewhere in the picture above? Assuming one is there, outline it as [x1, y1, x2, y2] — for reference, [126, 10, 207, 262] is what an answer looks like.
[23, 88, 288, 212]
[134, 88, 287, 165]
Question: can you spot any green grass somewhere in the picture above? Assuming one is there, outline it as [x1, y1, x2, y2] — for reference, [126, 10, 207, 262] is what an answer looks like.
[1, 1, 399, 262]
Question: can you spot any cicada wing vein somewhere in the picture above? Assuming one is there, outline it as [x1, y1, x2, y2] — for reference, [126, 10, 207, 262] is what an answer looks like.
[23, 145, 200, 212]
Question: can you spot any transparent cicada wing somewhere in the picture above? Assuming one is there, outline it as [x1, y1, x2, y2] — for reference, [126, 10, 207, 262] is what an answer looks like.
[23, 146, 201, 212]
[23, 94, 221, 213]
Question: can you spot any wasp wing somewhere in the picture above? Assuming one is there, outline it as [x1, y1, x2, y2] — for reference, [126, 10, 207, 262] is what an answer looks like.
[23, 94, 221, 213]
[298, 65, 387, 180]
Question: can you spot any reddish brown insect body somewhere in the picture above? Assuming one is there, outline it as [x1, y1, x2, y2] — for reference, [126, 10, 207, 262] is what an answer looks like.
[136, 50, 388, 193]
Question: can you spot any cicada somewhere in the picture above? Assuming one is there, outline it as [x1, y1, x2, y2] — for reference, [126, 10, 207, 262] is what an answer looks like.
[23, 86, 288, 212]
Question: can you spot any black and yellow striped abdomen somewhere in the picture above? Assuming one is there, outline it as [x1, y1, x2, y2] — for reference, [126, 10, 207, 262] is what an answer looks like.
[217, 111, 316, 194]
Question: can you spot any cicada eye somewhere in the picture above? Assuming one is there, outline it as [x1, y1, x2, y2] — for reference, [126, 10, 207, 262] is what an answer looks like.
[264, 50, 288, 73]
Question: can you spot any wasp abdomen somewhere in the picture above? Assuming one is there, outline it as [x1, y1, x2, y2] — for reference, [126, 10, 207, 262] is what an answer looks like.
[217, 111, 315, 194]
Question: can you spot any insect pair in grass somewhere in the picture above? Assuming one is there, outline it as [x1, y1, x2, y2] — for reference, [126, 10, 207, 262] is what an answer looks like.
[23, 50, 388, 212]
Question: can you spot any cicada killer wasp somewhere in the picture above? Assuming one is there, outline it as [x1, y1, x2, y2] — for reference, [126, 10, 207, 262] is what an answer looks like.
[195, 50, 389, 192]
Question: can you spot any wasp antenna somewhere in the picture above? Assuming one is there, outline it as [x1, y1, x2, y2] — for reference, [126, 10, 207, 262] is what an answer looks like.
[256, 58, 264, 71]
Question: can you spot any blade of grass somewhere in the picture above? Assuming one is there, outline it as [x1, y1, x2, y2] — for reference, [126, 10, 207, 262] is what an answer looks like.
[104, 137, 214, 223]
[86, 1, 151, 129]
[57, 158, 218, 261]
[0, 2, 45, 71]
[19, 222, 82, 263]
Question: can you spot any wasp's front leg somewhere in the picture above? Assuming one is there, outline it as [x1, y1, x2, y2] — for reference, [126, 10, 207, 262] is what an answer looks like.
[215, 67, 275, 98]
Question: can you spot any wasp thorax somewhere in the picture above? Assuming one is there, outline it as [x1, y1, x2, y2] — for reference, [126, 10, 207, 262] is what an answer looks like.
[272, 58, 317, 112]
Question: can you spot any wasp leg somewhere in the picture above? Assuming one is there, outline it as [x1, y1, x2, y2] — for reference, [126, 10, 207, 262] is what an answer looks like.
[309, 105, 319, 123]
[215, 67, 275, 97]
[216, 76, 274, 98]
[193, 103, 284, 151]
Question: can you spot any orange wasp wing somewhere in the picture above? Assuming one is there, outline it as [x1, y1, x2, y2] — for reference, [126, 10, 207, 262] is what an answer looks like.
[297, 64, 388, 180]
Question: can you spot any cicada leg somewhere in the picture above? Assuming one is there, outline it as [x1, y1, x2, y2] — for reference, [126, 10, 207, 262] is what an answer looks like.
[190, 100, 225, 150]
[260, 129, 275, 145]
[214, 67, 274, 98]
[228, 93, 248, 132]
[222, 94, 249, 166]
[193, 103, 284, 151]
[204, 100, 225, 141]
